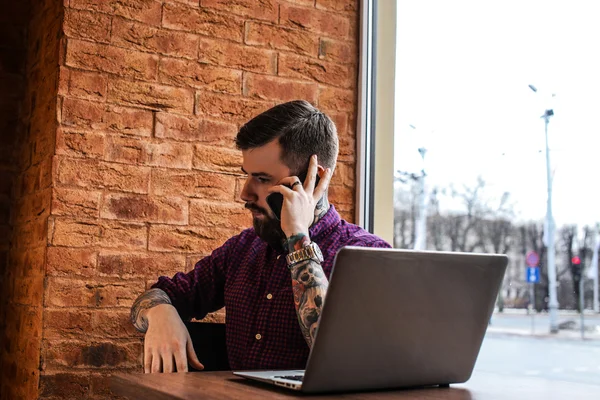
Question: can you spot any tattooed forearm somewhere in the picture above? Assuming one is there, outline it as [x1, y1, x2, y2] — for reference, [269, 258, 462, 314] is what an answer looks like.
[290, 259, 329, 347]
[130, 288, 172, 333]
[286, 233, 311, 252]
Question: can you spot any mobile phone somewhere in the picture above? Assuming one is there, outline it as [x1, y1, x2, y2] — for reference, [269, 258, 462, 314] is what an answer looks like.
[266, 170, 321, 221]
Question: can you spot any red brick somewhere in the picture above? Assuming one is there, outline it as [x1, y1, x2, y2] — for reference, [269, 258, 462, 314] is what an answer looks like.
[319, 37, 356, 64]
[98, 220, 148, 250]
[9, 245, 45, 278]
[91, 310, 141, 338]
[50, 218, 100, 247]
[43, 310, 93, 339]
[155, 113, 237, 144]
[338, 134, 355, 162]
[105, 135, 194, 169]
[192, 144, 241, 174]
[12, 218, 48, 249]
[148, 225, 235, 253]
[245, 21, 319, 57]
[61, 98, 153, 137]
[158, 58, 241, 94]
[44, 339, 142, 368]
[56, 128, 106, 159]
[279, 52, 355, 88]
[280, 3, 349, 37]
[327, 111, 348, 136]
[199, 37, 277, 74]
[12, 274, 44, 307]
[189, 199, 251, 230]
[315, 0, 357, 12]
[195, 91, 273, 123]
[97, 251, 185, 278]
[56, 157, 150, 193]
[64, 8, 111, 42]
[279, 0, 314, 5]
[46, 246, 97, 277]
[45, 278, 144, 308]
[163, 2, 243, 42]
[68, 69, 108, 101]
[65, 39, 158, 81]
[12, 189, 51, 225]
[333, 161, 354, 187]
[151, 169, 237, 199]
[328, 183, 353, 205]
[202, 0, 278, 22]
[108, 78, 194, 114]
[57, 66, 70, 95]
[52, 187, 101, 218]
[244, 73, 318, 103]
[70, 0, 162, 25]
[100, 193, 188, 225]
[318, 85, 355, 111]
[111, 17, 199, 59]
[39, 372, 91, 398]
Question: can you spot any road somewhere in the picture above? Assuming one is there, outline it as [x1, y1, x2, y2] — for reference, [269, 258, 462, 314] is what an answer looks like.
[475, 332, 600, 386]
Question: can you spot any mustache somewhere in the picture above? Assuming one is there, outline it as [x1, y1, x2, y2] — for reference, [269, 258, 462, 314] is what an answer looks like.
[245, 203, 269, 215]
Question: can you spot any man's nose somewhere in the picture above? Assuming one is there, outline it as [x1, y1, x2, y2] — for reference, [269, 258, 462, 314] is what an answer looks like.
[240, 178, 256, 202]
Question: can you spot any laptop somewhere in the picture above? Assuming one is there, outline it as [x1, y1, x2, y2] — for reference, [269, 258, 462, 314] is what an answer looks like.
[234, 246, 508, 393]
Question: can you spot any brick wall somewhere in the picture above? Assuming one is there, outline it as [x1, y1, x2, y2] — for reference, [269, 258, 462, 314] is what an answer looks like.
[1, 0, 359, 398]
[0, 0, 62, 398]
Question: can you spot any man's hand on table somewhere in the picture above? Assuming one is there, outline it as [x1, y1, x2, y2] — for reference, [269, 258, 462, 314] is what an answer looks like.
[143, 304, 204, 373]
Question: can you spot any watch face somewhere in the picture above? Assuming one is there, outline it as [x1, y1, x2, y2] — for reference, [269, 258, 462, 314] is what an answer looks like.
[312, 243, 324, 261]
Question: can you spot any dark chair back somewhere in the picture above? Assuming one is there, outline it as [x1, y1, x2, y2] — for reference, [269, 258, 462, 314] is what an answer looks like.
[184, 322, 229, 371]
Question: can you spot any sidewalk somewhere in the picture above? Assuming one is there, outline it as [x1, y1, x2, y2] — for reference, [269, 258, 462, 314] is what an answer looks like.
[486, 309, 600, 341]
[485, 325, 600, 341]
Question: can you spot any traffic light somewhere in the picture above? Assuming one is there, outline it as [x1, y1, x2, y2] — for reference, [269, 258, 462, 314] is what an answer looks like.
[572, 256, 582, 282]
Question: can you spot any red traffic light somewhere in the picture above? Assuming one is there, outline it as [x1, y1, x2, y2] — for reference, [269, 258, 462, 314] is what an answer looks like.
[572, 256, 581, 265]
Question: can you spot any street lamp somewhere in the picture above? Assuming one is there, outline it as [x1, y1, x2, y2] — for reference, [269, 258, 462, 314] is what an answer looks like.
[529, 84, 559, 333]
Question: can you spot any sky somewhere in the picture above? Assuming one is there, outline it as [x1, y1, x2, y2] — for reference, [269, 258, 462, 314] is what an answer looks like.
[394, 0, 600, 227]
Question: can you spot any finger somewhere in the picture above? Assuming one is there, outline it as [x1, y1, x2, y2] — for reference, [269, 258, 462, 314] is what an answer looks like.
[162, 352, 174, 373]
[275, 176, 301, 189]
[304, 154, 319, 193]
[186, 336, 205, 371]
[313, 167, 333, 201]
[175, 348, 188, 373]
[267, 183, 295, 196]
[151, 352, 162, 373]
[144, 346, 152, 374]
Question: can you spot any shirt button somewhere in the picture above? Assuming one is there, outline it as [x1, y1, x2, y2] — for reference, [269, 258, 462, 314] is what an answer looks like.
[255, 334, 262, 340]
[266, 293, 273, 300]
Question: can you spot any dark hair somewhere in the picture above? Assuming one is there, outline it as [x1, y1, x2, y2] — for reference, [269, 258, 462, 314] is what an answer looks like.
[235, 100, 339, 174]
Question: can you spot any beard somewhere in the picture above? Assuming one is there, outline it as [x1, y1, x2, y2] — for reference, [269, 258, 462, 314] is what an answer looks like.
[245, 202, 286, 251]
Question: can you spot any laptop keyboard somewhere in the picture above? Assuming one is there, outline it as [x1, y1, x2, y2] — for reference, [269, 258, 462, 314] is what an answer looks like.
[274, 375, 304, 382]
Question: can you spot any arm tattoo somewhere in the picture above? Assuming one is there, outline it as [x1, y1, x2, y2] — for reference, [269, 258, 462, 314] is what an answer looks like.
[290, 259, 329, 347]
[130, 288, 172, 333]
[286, 233, 311, 252]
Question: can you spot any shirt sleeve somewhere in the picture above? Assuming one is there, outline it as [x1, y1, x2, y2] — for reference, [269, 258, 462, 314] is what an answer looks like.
[151, 234, 239, 322]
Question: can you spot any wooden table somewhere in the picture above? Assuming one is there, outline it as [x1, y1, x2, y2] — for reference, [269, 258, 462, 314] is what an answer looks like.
[111, 370, 600, 399]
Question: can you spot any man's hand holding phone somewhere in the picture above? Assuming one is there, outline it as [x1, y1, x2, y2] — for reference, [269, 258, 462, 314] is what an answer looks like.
[266, 154, 332, 239]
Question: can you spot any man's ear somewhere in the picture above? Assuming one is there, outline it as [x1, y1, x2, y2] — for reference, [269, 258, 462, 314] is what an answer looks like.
[316, 165, 326, 178]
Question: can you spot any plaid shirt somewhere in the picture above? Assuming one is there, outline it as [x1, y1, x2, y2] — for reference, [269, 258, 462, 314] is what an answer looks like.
[152, 206, 390, 370]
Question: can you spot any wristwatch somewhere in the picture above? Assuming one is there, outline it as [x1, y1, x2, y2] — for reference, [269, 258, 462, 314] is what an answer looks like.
[286, 241, 324, 267]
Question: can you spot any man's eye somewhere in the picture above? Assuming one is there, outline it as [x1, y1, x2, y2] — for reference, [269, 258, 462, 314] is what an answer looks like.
[256, 177, 270, 184]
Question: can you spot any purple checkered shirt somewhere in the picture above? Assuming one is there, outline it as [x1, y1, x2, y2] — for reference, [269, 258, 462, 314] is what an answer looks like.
[152, 205, 390, 370]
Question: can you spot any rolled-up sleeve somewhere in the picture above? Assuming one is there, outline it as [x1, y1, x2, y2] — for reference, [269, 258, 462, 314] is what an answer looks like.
[151, 234, 239, 321]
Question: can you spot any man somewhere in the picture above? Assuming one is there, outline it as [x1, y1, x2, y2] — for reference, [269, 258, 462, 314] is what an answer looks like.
[130, 100, 390, 374]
